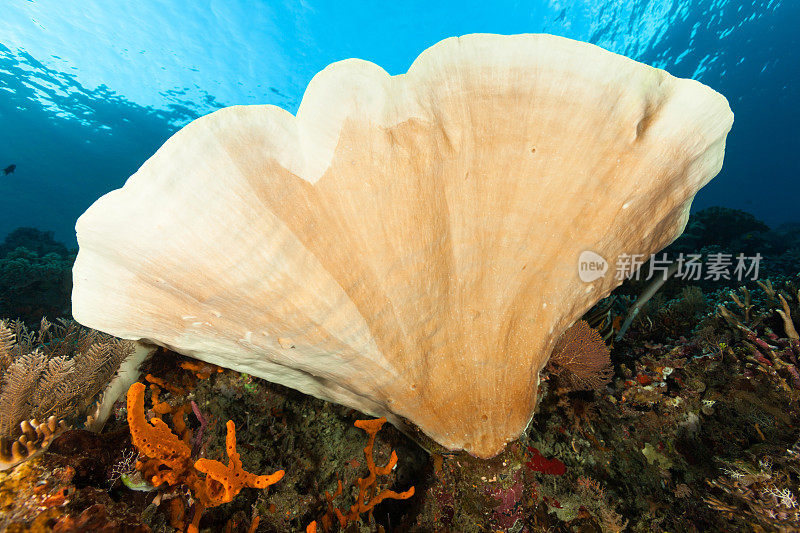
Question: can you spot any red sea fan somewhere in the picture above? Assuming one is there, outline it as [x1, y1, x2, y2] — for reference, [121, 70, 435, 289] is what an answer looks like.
[547, 320, 613, 391]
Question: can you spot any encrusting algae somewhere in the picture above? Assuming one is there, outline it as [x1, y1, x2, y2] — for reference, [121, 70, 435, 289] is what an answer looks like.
[126, 381, 284, 533]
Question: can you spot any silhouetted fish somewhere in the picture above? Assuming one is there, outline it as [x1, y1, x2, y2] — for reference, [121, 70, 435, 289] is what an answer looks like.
[2, 164, 15, 176]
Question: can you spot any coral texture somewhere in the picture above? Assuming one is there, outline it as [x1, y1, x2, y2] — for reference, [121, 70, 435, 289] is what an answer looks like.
[547, 320, 613, 390]
[0, 318, 135, 469]
[72, 33, 733, 457]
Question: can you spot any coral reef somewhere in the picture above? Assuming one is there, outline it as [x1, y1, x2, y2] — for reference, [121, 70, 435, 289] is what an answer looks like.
[3, 215, 800, 531]
[0, 318, 135, 470]
[127, 380, 284, 533]
[675, 206, 770, 253]
[547, 275, 800, 531]
[0, 227, 75, 323]
[0, 427, 150, 532]
[308, 417, 414, 532]
[705, 448, 800, 530]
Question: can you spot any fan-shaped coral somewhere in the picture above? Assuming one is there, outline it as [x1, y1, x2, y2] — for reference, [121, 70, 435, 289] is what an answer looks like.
[72, 33, 733, 457]
[547, 320, 613, 391]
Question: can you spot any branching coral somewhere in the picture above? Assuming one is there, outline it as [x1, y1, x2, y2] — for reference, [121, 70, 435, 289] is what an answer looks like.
[776, 292, 799, 341]
[308, 417, 414, 532]
[705, 448, 800, 530]
[715, 280, 800, 390]
[0, 318, 135, 469]
[126, 382, 283, 533]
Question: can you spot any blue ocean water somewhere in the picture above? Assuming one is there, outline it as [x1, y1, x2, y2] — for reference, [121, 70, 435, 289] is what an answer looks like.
[0, 0, 797, 245]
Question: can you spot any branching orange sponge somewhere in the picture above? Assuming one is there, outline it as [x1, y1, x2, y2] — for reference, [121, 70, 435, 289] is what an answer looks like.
[309, 417, 414, 532]
[347, 418, 415, 520]
[126, 382, 284, 532]
[127, 382, 193, 488]
[195, 420, 284, 506]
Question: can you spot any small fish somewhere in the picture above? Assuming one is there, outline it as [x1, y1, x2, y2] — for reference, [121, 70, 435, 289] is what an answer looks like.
[2, 164, 16, 176]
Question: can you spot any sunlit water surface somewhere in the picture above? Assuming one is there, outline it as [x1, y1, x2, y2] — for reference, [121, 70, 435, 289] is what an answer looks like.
[0, 0, 797, 244]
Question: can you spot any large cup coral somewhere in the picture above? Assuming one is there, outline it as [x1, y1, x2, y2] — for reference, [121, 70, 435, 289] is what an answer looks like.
[72, 34, 733, 458]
